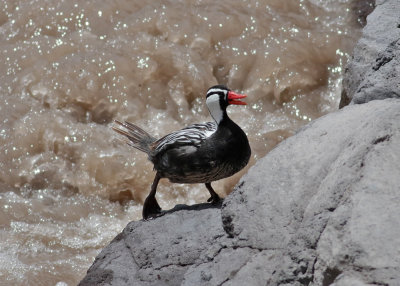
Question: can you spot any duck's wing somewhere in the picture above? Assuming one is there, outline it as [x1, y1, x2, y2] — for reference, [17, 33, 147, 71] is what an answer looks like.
[151, 122, 217, 153]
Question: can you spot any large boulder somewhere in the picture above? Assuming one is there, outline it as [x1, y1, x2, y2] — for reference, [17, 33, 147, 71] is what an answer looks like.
[79, 98, 400, 286]
[340, 0, 400, 107]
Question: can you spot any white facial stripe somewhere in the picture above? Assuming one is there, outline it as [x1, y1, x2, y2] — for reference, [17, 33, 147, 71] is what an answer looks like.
[207, 88, 227, 96]
[206, 93, 224, 123]
[206, 93, 220, 105]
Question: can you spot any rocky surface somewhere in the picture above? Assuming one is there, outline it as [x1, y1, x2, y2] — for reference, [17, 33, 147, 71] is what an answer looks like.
[340, 0, 400, 107]
[80, 1, 400, 285]
[79, 99, 400, 286]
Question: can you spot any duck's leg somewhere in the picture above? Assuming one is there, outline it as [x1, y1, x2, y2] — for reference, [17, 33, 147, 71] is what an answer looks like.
[142, 173, 162, 219]
[205, 182, 221, 204]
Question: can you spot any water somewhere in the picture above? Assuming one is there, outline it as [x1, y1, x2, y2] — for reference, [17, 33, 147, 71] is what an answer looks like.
[0, 0, 362, 285]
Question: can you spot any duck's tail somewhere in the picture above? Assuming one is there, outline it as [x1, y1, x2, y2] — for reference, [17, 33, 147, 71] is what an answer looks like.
[113, 120, 156, 154]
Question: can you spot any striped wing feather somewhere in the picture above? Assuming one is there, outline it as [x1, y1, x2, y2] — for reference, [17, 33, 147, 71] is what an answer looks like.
[151, 122, 217, 153]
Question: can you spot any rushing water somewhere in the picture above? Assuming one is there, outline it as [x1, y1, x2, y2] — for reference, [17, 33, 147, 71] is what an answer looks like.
[0, 0, 364, 285]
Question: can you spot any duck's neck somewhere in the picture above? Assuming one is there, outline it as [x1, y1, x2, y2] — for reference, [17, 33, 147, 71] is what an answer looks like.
[207, 98, 227, 125]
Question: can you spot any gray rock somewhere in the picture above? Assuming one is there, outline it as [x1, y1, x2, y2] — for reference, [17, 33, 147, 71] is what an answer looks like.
[79, 203, 226, 286]
[222, 98, 400, 285]
[79, 99, 400, 285]
[340, 0, 400, 107]
[79, 232, 138, 285]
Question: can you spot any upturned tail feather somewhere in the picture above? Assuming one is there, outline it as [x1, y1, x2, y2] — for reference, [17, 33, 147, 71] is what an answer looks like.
[113, 120, 156, 154]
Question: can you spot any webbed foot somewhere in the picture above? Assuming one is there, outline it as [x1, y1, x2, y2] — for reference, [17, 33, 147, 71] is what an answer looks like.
[142, 195, 162, 220]
[207, 194, 221, 204]
[142, 173, 163, 220]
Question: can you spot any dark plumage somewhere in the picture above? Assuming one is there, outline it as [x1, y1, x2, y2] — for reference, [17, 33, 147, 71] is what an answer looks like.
[113, 85, 251, 219]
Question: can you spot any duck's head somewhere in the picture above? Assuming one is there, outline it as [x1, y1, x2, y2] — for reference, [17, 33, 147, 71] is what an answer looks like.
[206, 85, 247, 123]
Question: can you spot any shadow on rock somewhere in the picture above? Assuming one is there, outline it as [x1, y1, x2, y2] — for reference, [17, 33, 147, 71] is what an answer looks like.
[146, 200, 224, 220]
